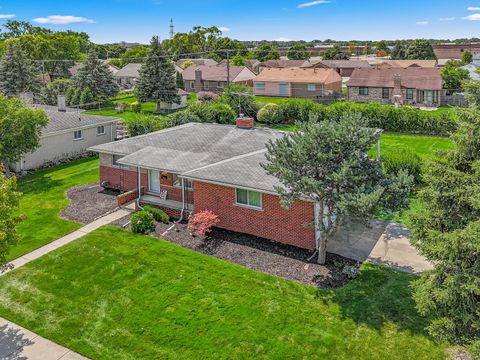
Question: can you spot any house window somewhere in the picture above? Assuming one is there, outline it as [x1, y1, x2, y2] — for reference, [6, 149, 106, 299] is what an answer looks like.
[73, 130, 83, 140]
[382, 88, 390, 99]
[190, 81, 195, 89]
[204, 81, 209, 90]
[97, 125, 105, 135]
[173, 174, 193, 189]
[406, 88, 414, 100]
[112, 155, 122, 167]
[217, 81, 224, 89]
[359, 87, 369, 95]
[236, 188, 262, 209]
[307, 84, 316, 92]
[255, 82, 265, 91]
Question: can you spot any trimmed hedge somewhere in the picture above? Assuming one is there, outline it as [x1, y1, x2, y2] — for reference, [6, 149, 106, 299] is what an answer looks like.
[256, 100, 456, 136]
[144, 205, 170, 224]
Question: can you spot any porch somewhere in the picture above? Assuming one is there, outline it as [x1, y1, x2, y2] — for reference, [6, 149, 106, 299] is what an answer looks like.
[141, 194, 193, 212]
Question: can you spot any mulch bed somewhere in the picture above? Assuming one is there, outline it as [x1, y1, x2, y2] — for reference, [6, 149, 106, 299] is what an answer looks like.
[61, 183, 121, 224]
[111, 213, 358, 289]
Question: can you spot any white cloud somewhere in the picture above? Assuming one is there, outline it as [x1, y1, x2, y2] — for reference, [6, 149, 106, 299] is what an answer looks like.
[218, 27, 230, 32]
[463, 13, 480, 20]
[0, 14, 15, 19]
[440, 17, 456, 21]
[274, 37, 291, 41]
[32, 15, 94, 25]
[467, 6, 480, 10]
[297, 0, 330, 9]
[416, 21, 429, 25]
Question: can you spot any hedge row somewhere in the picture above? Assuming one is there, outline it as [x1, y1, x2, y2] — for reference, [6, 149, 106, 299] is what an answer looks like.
[256, 99, 456, 136]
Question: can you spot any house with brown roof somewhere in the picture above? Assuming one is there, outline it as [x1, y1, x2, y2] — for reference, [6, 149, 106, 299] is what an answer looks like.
[182, 65, 256, 93]
[346, 67, 447, 107]
[373, 59, 438, 68]
[310, 60, 371, 77]
[253, 68, 342, 99]
[257, 59, 311, 73]
[176, 58, 218, 69]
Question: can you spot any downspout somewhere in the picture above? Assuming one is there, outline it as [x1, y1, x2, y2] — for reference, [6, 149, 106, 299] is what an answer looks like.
[307, 201, 321, 262]
[136, 166, 143, 210]
[176, 177, 186, 223]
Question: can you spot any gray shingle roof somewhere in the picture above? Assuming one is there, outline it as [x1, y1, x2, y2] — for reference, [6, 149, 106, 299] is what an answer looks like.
[89, 123, 286, 193]
[41, 110, 120, 136]
[114, 63, 142, 78]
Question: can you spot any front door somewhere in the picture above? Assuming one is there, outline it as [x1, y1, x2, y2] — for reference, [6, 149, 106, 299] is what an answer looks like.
[148, 169, 160, 193]
[279, 82, 289, 96]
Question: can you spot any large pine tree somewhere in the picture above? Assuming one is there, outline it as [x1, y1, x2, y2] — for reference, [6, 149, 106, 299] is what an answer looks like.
[410, 107, 480, 355]
[136, 36, 179, 113]
[0, 41, 42, 97]
[73, 50, 119, 102]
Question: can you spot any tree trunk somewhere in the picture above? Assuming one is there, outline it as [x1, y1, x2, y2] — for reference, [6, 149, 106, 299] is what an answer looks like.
[317, 236, 327, 264]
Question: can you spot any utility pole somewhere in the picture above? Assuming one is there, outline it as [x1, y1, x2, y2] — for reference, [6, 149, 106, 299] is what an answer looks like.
[169, 19, 175, 39]
[226, 50, 230, 86]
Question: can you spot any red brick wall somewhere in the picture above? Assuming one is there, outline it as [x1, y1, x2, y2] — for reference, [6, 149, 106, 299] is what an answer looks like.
[193, 181, 315, 250]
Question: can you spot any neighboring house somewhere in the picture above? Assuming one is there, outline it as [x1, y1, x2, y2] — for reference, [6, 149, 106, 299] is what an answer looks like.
[460, 63, 480, 81]
[253, 67, 342, 98]
[114, 63, 142, 88]
[219, 59, 262, 74]
[182, 65, 256, 93]
[257, 59, 311, 73]
[176, 58, 218, 69]
[89, 120, 323, 250]
[69, 60, 119, 77]
[433, 43, 480, 60]
[373, 59, 438, 68]
[346, 67, 447, 107]
[311, 60, 371, 77]
[11, 99, 119, 172]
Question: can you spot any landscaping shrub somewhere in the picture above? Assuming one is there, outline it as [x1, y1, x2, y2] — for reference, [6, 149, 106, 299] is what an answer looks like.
[274, 98, 321, 123]
[188, 210, 220, 237]
[257, 103, 281, 123]
[124, 114, 168, 137]
[130, 210, 155, 234]
[130, 101, 142, 113]
[144, 205, 169, 224]
[382, 148, 423, 184]
[167, 110, 201, 126]
[198, 91, 219, 102]
[188, 102, 236, 124]
[221, 83, 257, 118]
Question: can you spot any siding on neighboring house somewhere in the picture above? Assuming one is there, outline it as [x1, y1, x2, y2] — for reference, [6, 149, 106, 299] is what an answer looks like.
[347, 86, 444, 106]
[12, 124, 116, 172]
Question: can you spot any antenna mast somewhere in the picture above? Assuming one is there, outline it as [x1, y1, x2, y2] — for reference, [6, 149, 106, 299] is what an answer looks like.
[170, 19, 175, 39]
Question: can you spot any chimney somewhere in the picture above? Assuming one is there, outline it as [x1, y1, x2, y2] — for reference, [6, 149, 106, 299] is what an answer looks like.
[57, 94, 66, 112]
[393, 74, 401, 90]
[195, 69, 202, 83]
[236, 115, 254, 129]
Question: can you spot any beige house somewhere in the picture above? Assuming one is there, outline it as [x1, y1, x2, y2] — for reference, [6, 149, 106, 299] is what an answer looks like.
[182, 65, 256, 93]
[11, 103, 119, 172]
[253, 67, 342, 98]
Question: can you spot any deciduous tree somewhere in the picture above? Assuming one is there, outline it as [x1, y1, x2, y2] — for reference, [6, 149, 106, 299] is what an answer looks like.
[254, 44, 280, 62]
[405, 39, 436, 60]
[263, 113, 413, 264]
[287, 44, 310, 60]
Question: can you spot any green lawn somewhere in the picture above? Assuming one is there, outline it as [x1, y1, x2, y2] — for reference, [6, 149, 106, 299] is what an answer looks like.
[10, 157, 99, 261]
[0, 226, 447, 359]
[254, 95, 290, 104]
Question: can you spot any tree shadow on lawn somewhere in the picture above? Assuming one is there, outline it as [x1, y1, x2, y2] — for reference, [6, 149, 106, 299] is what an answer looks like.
[319, 264, 432, 337]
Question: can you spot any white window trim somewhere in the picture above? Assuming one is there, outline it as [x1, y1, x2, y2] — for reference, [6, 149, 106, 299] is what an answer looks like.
[73, 130, 83, 141]
[112, 154, 123, 168]
[173, 174, 193, 190]
[97, 125, 106, 136]
[217, 81, 224, 88]
[235, 188, 263, 210]
[190, 81, 195, 89]
[204, 81, 209, 90]
[307, 84, 316, 92]
[255, 82, 266, 90]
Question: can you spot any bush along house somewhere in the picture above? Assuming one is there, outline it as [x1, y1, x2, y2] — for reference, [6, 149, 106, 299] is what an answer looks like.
[90, 119, 374, 251]
[346, 67, 456, 107]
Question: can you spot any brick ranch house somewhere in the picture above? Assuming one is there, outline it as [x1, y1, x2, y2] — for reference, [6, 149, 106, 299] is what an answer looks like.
[89, 120, 337, 250]
[253, 67, 342, 99]
[346, 67, 452, 107]
[182, 65, 256, 93]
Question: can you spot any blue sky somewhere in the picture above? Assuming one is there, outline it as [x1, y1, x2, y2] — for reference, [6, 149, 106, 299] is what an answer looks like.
[1, 0, 480, 43]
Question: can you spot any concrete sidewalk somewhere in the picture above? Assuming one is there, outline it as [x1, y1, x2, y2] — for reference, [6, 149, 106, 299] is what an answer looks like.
[0, 317, 88, 359]
[1, 209, 131, 277]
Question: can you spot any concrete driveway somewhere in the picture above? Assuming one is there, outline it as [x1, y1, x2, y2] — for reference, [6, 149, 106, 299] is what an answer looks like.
[327, 220, 432, 273]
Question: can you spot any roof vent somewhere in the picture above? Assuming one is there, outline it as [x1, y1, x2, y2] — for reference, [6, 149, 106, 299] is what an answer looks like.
[236, 116, 254, 129]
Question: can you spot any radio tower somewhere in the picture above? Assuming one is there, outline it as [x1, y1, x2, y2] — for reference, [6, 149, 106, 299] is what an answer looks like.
[169, 19, 175, 39]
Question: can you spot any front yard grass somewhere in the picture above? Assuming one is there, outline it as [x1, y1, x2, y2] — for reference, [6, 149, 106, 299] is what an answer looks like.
[9, 157, 99, 261]
[0, 226, 447, 359]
